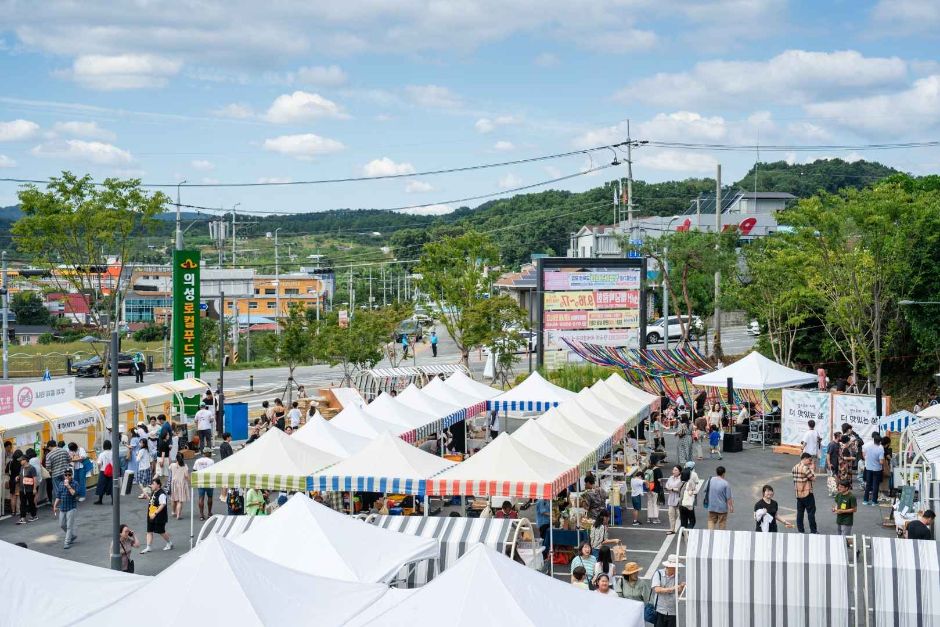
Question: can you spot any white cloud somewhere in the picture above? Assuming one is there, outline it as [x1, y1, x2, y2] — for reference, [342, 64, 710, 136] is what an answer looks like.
[493, 140, 515, 151]
[637, 149, 718, 174]
[257, 177, 292, 184]
[0, 119, 40, 141]
[363, 157, 415, 177]
[213, 103, 255, 119]
[475, 115, 520, 134]
[475, 118, 495, 133]
[62, 54, 182, 90]
[263, 133, 344, 159]
[265, 91, 347, 123]
[498, 173, 523, 189]
[31, 139, 133, 164]
[191, 159, 214, 171]
[638, 111, 728, 142]
[295, 65, 347, 86]
[805, 75, 940, 135]
[0, 155, 15, 168]
[405, 180, 434, 193]
[872, 0, 940, 32]
[534, 52, 559, 67]
[52, 121, 115, 140]
[618, 50, 909, 108]
[400, 203, 453, 216]
[405, 85, 462, 109]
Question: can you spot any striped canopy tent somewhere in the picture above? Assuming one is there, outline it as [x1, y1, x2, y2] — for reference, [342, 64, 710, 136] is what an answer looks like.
[425, 433, 578, 499]
[606, 372, 660, 413]
[488, 370, 576, 413]
[192, 427, 340, 491]
[554, 399, 617, 455]
[683, 529, 852, 627]
[312, 433, 455, 495]
[75, 535, 395, 627]
[423, 375, 486, 417]
[537, 405, 611, 453]
[511, 418, 597, 473]
[574, 387, 632, 439]
[442, 369, 501, 402]
[363, 514, 528, 587]
[232, 494, 439, 584]
[868, 537, 940, 627]
[329, 403, 401, 440]
[880, 410, 918, 434]
[397, 383, 466, 430]
[292, 412, 370, 458]
[588, 379, 647, 430]
[364, 392, 437, 442]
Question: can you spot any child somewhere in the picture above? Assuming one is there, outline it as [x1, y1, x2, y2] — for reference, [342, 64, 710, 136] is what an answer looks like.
[629, 471, 646, 526]
[708, 425, 722, 460]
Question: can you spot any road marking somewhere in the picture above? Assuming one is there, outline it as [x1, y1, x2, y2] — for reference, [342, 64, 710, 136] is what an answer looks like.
[644, 530, 679, 579]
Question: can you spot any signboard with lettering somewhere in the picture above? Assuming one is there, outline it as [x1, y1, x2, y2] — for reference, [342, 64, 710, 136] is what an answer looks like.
[53, 411, 99, 435]
[543, 269, 641, 291]
[781, 389, 832, 448]
[172, 250, 201, 380]
[832, 393, 889, 441]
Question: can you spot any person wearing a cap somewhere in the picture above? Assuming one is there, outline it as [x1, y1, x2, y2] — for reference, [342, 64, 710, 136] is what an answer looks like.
[192, 447, 215, 521]
[615, 562, 650, 602]
[52, 467, 78, 549]
[652, 554, 684, 627]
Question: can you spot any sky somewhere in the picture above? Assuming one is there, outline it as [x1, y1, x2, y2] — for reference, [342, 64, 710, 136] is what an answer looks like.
[0, 0, 939, 217]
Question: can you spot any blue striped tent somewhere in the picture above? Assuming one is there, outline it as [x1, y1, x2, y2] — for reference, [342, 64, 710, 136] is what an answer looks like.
[487, 371, 576, 413]
[314, 475, 427, 496]
[880, 410, 917, 433]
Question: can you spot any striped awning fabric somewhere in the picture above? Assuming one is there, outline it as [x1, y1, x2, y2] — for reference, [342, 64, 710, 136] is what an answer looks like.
[441, 408, 466, 429]
[425, 467, 578, 500]
[685, 529, 851, 627]
[191, 471, 313, 492]
[870, 537, 940, 627]
[487, 399, 560, 413]
[313, 476, 427, 496]
[880, 411, 917, 434]
[195, 513, 261, 544]
[366, 514, 516, 587]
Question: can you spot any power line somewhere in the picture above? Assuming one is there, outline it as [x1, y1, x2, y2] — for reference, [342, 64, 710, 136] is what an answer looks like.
[646, 140, 940, 152]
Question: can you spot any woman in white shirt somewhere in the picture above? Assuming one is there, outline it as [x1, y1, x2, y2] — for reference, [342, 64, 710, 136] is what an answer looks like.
[706, 402, 723, 430]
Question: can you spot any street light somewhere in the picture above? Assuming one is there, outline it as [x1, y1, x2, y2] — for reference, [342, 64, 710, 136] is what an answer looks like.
[175, 180, 187, 251]
[661, 216, 682, 351]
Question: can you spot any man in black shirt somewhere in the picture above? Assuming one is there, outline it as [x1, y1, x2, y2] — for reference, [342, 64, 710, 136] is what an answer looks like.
[219, 432, 234, 461]
[906, 510, 935, 540]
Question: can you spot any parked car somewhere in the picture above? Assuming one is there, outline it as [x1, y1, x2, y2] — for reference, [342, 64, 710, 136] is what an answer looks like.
[645, 316, 704, 344]
[73, 353, 138, 377]
[410, 313, 435, 327]
[394, 320, 424, 343]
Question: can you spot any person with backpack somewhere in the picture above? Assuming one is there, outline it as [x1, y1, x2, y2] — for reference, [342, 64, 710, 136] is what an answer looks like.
[93, 440, 114, 505]
[679, 462, 700, 529]
[651, 554, 684, 627]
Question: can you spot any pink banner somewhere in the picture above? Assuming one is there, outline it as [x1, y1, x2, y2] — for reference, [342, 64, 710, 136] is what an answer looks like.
[544, 310, 639, 330]
[543, 269, 640, 291]
[0, 385, 14, 415]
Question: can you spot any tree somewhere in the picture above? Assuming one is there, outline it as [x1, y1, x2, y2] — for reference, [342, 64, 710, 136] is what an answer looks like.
[261, 303, 314, 382]
[461, 295, 528, 386]
[310, 307, 398, 385]
[13, 172, 167, 330]
[10, 292, 50, 325]
[132, 324, 166, 342]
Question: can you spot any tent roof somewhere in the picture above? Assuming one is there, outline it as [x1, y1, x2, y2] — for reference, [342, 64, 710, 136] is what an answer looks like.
[589, 380, 647, 427]
[77, 536, 390, 627]
[691, 351, 817, 390]
[292, 413, 370, 457]
[489, 370, 576, 411]
[606, 373, 659, 406]
[234, 494, 438, 583]
[159, 377, 211, 397]
[554, 400, 617, 445]
[362, 544, 643, 627]
[511, 419, 596, 470]
[29, 399, 99, 422]
[330, 403, 400, 439]
[364, 392, 438, 437]
[82, 391, 137, 414]
[917, 403, 940, 419]
[443, 369, 501, 401]
[870, 537, 940, 627]
[312, 433, 455, 495]
[398, 383, 462, 418]
[123, 382, 175, 405]
[192, 427, 340, 491]
[574, 388, 630, 436]
[330, 387, 365, 409]
[536, 406, 606, 449]
[426, 433, 577, 498]
[0, 409, 49, 438]
[1, 540, 147, 626]
[423, 375, 482, 408]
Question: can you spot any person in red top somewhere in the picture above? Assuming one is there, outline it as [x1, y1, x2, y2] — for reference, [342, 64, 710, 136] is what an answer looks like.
[495, 500, 518, 519]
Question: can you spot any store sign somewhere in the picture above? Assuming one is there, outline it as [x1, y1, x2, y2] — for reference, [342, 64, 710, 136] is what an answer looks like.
[781, 389, 831, 448]
[53, 413, 98, 435]
[0, 378, 76, 416]
[173, 250, 201, 380]
[544, 310, 639, 330]
[543, 269, 640, 291]
[832, 393, 888, 441]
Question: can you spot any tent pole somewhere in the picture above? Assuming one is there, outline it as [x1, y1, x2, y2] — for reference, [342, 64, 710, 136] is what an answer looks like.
[862, 535, 870, 627]
[549, 505, 554, 578]
[350, 490, 355, 516]
[189, 486, 194, 548]
[423, 494, 429, 517]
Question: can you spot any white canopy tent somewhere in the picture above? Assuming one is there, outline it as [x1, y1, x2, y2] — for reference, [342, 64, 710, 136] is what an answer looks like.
[423, 375, 483, 410]
[488, 370, 577, 412]
[312, 432, 455, 495]
[292, 412, 370, 457]
[537, 406, 609, 450]
[1, 540, 147, 627]
[589, 379, 647, 430]
[443, 369, 501, 401]
[917, 403, 940, 419]
[233, 493, 438, 584]
[867, 536, 940, 627]
[606, 372, 660, 410]
[572, 388, 629, 439]
[691, 351, 817, 390]
[397, 383, 465, 429]
[76, 535, 393, 627]
[553, 400, 618, 455]
[329, 403, 400, 439]
[354, 543, 644, 627]
[364, 392, 438, 442]
[511, 418, 597, 472]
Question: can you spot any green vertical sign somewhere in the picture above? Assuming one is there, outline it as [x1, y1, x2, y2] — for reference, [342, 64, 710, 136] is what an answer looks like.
[173, 250, 200, 380]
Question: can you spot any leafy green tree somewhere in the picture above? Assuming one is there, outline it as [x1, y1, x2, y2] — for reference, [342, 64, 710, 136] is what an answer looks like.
[132, 324, 166, 342]
[10, 291, 51, 325]
[310, 307, 398, 384]
[461, 295, 528, 386]
[261, 303, 314, 382]
[13, 172, 167, 329]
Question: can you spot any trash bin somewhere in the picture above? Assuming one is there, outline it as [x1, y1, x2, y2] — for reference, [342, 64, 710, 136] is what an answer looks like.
[223, 403, 249, 442]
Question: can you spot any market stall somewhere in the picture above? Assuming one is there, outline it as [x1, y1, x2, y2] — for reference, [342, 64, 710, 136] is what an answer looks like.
[363, 392, 436, 443]
[553, 400, 616, 456]
[292, 412, 370, 457]
[397, 383, 465, 430]
[355, 364, 470, 400]
[329, 403, 400, 439]
[865, 536, 940, 627]
[606, 372, 660, 413]
[231, 494, 439, 584]
[423, 374, 486, 415]
[349, 544, 644, 627]
[363, 515, 535, 587]
[881, 410, 918, 434]
[488, 370, 576, 413]
[442, 369, 501, 401]
[588, 379, 648, 430]
[680, 529, 855, 627]
[898, 416, 940, 517]
[511, 418, 597, 473]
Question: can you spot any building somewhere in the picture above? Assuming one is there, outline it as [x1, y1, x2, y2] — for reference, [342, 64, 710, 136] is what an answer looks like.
[227, 274, 324, 320]
[13, 325, 54, 345]
[45, 293, 93, 325]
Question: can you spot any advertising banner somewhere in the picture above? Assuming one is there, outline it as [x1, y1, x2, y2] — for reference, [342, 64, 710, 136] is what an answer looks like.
[782, 389, 832, 448]
[543, 290, 640, 311]
[172, 250, 201, 380]
[543, 269, 641, 291]
[832, 393, 888, 441]
[544, 310, 640, 330]
[52, 411, 99, 435]
[544, 328, 640, 351]
[0, 378, 76, 416]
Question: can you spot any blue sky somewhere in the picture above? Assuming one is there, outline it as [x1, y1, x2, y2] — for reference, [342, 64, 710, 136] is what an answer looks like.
[0, 0, 938, 216]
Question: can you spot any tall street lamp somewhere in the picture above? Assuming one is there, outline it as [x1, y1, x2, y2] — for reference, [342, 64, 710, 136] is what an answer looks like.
[175, 180, 187, 251]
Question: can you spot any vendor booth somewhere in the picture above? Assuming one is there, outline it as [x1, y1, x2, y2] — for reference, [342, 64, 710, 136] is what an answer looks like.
[355, 364, 470, 400]
[329, 403, 400, 439]
[442, 369, 501, 401]
[363, 514, 536, 587]
[898, 416, 940, 517]
[363, 392, 436, 443]
[488, 370, 576, 413]
[864, 536, 940, 627]
[511, 419, 597, 473]
[881, 410, 918, 434]
[350, 543, 644, 627]
[605, 372, 659, 412]
[680, 529, 856, 627]
[397, 384, 465, 430]
[292, 412, 370, 457]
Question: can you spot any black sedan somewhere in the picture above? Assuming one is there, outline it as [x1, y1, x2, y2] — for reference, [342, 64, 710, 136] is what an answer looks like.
[73, 353, 140, 377]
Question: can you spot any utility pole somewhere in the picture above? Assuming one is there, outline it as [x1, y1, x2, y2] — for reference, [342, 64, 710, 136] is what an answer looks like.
[218, 291, 225, 435]
[175, 180, 186, 250]
[348, 267, 354, 311]
[274, 228, 281, 335]
[368, 267, 373, 309]
[663, 243, 670, 351]
[108, 326, 121, 569]
[231, 203, 240, 267]
[2, 250, 7, 380]
[695, 198, 701, 231]
[626, 120, 634, 231]
[714, 164, 723, 359]
[382, 264, 387, 307]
